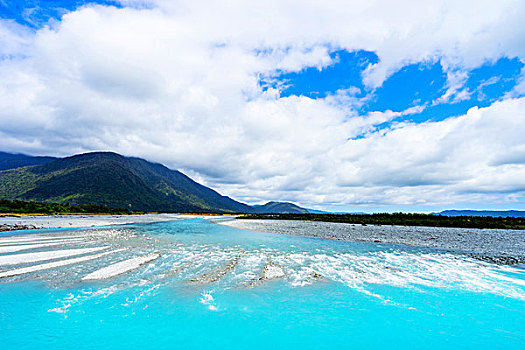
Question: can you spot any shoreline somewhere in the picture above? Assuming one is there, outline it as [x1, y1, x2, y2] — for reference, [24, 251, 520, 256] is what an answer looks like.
[4, 215, 523, 265]
[238, 213, 525, 230]
[219, 218, 525, 265]
[0, 213, 234, 233]
[0, 213, 186, 233]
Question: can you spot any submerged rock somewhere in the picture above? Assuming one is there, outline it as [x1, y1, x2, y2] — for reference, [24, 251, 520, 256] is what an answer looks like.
[189, 255, 241, 284]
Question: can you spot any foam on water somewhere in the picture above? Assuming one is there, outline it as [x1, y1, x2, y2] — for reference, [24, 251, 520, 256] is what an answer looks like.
[1, 224, 523, 300]
[200, 290, 218, 311]
[0, 219, 524, 349]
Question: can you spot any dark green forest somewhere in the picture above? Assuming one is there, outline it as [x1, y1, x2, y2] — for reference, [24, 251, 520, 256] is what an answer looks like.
[0, 199, 131, 215]
[239, 213, 525, 230]
[0, 152, 251, 213]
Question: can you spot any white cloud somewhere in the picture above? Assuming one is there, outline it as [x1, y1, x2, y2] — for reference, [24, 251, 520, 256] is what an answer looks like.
[331, 99, 525, 202]
[0, 1, 524, 209]
[0, 19, 34, 57]
[432, 69, 471, 105]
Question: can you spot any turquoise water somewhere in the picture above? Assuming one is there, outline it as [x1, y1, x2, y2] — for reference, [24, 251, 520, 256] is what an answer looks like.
[1, 219, 524, 349]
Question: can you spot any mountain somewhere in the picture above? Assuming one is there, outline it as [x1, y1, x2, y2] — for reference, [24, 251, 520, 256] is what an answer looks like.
[437, 210, 525, 218]
[0, 152, 252, 213]
[307, 208, 331, 214]
[0, 152, 56, 171]
[253, 201, 310, 214]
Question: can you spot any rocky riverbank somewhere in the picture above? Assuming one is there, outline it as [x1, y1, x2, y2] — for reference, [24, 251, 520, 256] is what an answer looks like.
[220, 219, 525, 265]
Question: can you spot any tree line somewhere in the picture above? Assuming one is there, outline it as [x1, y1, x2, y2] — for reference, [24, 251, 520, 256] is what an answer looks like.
[0, 199, 131, 215]
[238, 213, 525, 230]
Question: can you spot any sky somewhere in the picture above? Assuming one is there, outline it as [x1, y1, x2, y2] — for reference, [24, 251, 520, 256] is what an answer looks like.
[1, 0, 525, 212]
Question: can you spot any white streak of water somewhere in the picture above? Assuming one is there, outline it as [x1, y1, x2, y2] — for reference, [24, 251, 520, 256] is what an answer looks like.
[0, 249, 124, 278]
[81, 253, 160, 280]
[0, 246, 109, 266]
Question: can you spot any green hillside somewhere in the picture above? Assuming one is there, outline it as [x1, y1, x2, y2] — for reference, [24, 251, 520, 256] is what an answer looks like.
[0, 199, 130, 215]
[0, 152, 252, 213]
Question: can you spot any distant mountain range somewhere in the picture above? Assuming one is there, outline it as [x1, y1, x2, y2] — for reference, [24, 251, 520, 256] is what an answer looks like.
[0, 152, 57, 171]
[436, 210, 525, 218]
[252, 201, 310, 214]
[2, 151, 522, 216]
[0, 151, 311, 214]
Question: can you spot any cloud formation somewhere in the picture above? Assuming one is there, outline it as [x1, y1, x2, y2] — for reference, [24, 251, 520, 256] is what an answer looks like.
[0, 0, 524, 210]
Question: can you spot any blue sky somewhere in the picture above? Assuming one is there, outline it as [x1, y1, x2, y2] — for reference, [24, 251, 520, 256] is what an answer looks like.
[264, 51, 524, 127]
[0, 0, 121, 28]
[1, 0, 525, 212]
[3, 0, 523, 127]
